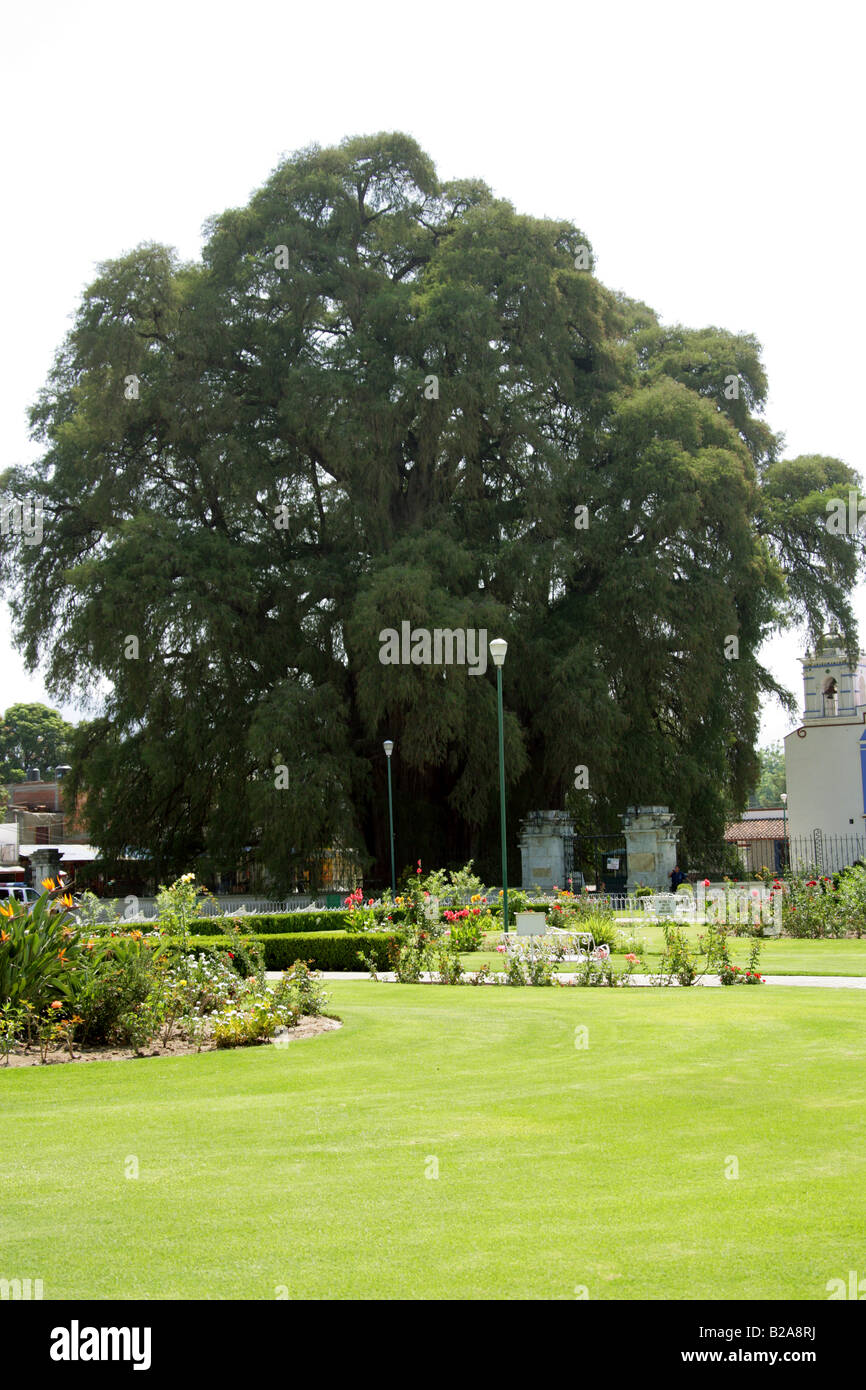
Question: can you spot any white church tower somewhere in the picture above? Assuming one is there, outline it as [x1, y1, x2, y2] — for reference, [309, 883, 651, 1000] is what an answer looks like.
[783, 634, 866, 863]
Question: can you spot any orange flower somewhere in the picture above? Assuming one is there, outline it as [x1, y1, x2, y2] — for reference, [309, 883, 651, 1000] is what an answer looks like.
[0, 902, 14, 918]
[57, 948, 68, 963]
[49, 1000, 62, 1010]
[41, 877, 56, 891]
[60, 893, 74, 908]
[0, 929, 9, 943]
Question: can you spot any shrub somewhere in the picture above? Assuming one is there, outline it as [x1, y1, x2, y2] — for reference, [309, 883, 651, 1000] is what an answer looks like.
[185, 931, 398, 972]
[835, 866, 866, 937]
[211, 980, 300, 1048]
[74, 891, 120, 928]
[547, 900, 618, 949]
[0, 889, 82, 1013]
[430, 943, 463, 984]
[281, 960, 329, 1015]
[168, 910, 360, 936]
[781, 871, 846, 938]
[502, 937, 558, 986]
[387, 939, 428, 982]
[657, 922, 697, 986]
[442, 916, 484, 952]
[71, 935, 168, 1045]
[154, 873, 215, 943]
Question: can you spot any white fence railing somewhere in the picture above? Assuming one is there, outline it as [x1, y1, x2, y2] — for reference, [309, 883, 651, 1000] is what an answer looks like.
[102, 895, 320, 920]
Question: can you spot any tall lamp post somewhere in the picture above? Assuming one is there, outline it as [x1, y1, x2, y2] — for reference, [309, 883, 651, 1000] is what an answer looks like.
[384, 740, 396, 897]
[489, 638, 509, 934]
[780, 792, 788, 871]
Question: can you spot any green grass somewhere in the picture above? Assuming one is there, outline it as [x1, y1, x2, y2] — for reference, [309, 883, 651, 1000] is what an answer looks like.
[463, 929, 866, 976]
[2, 982, 865, 1299]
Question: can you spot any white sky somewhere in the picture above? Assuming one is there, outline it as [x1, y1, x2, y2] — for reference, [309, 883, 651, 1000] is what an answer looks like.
[1, 0, 863, 748]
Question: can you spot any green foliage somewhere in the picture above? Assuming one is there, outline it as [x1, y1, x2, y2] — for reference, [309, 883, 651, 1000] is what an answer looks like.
[748, 742, 786, 807]
[0, 890, 81, 1012]
[281, 960, 329, 1016]
[501, 937, 559, 986]
[834, 866, 866, 938]
[74, 892, 119, 928]
[186, 930, 398, 972]
[154, 874, 213, 944]
[547, 897, 618, 949]
[211, 978, 300, 1049]
[0, 702, 74, 782]
[444, 918, 484, 952]
[781, 870, 846, 938]
[70, 935, 167, 1045]
[4, 135, 864, 879]
[422, 861, 487, 900]
[657, 922, 698, 986]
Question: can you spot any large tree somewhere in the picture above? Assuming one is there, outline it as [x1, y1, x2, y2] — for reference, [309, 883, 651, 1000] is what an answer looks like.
[1, 133, 862, 883]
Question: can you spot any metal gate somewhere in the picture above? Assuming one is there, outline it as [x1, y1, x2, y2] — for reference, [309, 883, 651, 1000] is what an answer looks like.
[574, 834, 628, 894]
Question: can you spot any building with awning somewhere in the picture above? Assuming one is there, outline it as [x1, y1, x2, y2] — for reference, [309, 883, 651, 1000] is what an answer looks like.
[723, 809, 786, 874]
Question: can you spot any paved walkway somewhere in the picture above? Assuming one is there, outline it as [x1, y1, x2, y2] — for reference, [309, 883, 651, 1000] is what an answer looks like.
[267, 970, 866, 990]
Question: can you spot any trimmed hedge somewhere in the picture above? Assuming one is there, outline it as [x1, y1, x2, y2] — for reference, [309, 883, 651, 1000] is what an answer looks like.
[86, 910, 408, 935]
[183, 930, 398, 971]
[188, 911, 360, 935]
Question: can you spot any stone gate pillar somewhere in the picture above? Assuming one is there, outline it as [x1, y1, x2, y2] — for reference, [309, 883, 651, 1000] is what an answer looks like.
[518, 810, 575, 892]
[28, 846, 63, 890]
[620, 806, 680, 892]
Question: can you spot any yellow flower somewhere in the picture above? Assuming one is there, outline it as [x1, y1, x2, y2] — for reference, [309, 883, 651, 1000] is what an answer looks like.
[0, 902, 14, 918]
[41, 878, 56, 891]
[60, 893, 74, 908]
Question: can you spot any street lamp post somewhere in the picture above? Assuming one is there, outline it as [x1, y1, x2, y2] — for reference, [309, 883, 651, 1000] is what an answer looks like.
[489, 639, 509, 934]
[781, 792, 788, 870]
[384, 740, 396, 897]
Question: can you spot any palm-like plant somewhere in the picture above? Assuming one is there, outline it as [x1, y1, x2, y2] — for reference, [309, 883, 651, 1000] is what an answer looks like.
[0, 882, 81, 1013]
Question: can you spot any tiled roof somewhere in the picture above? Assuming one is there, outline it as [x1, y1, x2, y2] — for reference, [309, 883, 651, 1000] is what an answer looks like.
[724, 820, 785, 842]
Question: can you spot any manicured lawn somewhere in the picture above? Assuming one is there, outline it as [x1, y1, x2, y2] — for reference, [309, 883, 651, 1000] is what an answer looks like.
[464, 930, 866, 976]
[2, 982, 865, 1299]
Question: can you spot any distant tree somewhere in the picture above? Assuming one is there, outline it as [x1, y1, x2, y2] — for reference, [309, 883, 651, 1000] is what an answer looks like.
[0, 703, 74, 783]
[748, 743, 786, 807]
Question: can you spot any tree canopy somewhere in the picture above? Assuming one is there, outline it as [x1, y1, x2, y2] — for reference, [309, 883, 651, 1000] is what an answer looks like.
[0, 703, 74, 784]
[747, 742, 787, 809]
[1, 132, 862, 882]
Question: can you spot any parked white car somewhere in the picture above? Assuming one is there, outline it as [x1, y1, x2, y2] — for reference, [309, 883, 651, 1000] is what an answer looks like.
[0, 884, 41, 905]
